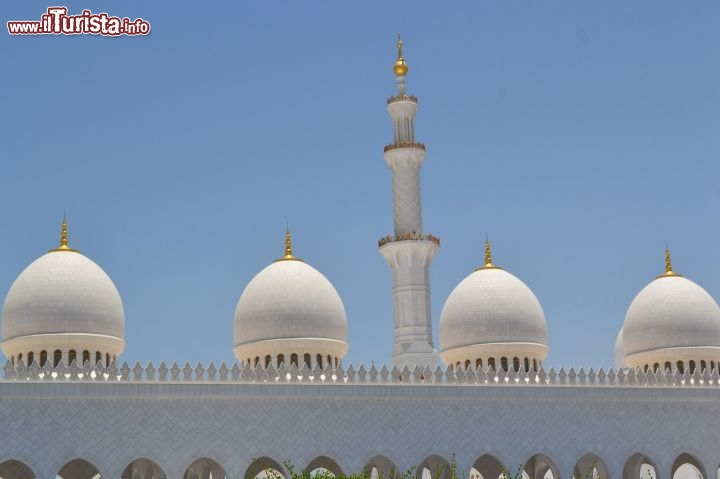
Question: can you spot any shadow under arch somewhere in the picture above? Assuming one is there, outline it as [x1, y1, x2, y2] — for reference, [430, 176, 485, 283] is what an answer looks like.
[58, 458, 102, 479]
[472, 455, 506, 479]
[573, 454, 609, 479]
[364, 455, 401, 479]
[623, 453, 658, 479]
[122, 457, 166, 479]
[525, 454, 560, 479]
[184, 457, 227, 479]
[305, 456, 344, 477]
[246, 457, 288, 479]
[672, 453, 706, 479]
[0, 459, 36, 479]
[416, 455, 452, 479]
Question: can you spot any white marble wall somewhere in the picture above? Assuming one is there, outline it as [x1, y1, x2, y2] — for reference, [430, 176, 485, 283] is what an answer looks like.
[0, 373, 718, 479]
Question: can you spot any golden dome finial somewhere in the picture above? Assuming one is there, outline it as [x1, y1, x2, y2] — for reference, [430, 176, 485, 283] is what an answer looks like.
[49, 215, 79, 253]
[285, 225, 293, 257]
[393, 33, 409, 77]
[275, 225, 303, 262]
[476, 235, 501, 271]
[657, 245, 682, 278]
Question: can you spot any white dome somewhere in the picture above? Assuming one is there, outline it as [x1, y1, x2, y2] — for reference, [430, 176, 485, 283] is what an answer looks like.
[439, 264, 548, 367]
[233, 256, 348, 363]
[2, 249, 125, 361]
[622, 275, 720, 358]
[614, 327, 627, 368]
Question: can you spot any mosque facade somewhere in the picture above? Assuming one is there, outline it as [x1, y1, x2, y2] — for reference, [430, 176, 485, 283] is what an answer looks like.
[1, 38, 719, 479]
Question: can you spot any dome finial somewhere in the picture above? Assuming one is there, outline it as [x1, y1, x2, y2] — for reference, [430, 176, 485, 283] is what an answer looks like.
[275, 225, 303, 262]
[49, 215, 79, 253]
[657, 245, 682, 278]
[476, 235, 501, 271]
[393, 33, 409, 77]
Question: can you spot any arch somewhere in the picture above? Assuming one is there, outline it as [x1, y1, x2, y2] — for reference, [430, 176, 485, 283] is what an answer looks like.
[306, 456, 343, 477]
[265, 355, 272, 368]
[69, 349, 77, 365]
[96, 351, 102, 364]
[40, 350, 48, 367]
[525, 454, 560, 479]
[500, 357, 508, 372]
[317, 354, 323, 368]
[58, 459, 102, 479]
[278, 354, 285, 367]
[245, 457, 287, 479]
[623, 453, 657, 479]
[183, 457, 227, 479]
[304, 354, 312, 368]
[416, 455, 452, 479]
[574, 454, 609, 479]
[290, 354, 298, 367]
[0, 459, 36, 479]
[472, 455, 505, 479]
[672, 453, 705, 479]
[364, 455, 401, 479]
[121, 458, 166, 479]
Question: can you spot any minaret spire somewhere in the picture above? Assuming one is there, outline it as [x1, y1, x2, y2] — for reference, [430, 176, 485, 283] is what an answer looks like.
[379, 35, 439, 368]
[393, 33, 409, 95]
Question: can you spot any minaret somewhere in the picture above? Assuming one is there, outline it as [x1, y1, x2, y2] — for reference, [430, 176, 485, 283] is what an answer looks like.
[379, 35, 440, 368]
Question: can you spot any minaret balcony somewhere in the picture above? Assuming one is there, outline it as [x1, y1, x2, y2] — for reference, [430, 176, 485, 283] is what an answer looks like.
[378, 233, 440, 248]
[384, 142, 426, 152]
[387, 94, 418, 105]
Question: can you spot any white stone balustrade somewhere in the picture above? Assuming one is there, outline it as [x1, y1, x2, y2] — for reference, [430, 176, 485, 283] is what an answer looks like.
[3, 360, 718, 387]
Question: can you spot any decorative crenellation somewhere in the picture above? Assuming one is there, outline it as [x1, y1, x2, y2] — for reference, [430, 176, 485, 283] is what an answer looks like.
[378, 233, 440, 247]
[3, 360, 720, 387]
[384, 141, 425, 152]
[387, 94, 418, 105]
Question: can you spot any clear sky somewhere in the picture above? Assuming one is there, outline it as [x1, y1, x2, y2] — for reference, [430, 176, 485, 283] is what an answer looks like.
[1, 1, 718, 369]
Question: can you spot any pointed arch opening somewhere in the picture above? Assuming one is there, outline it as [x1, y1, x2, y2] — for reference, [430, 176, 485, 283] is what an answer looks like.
[305, 456, 343, 478]
[57, 459, 101, 479]
[672, 454, 705, 479]
[573, 454, 609, 479]
[623, 453, 657, 479]
[121, 458, 166, 479]
[364, 455, 401, 479]
[471, 455, 506, 479]
[416, 455, 452, 479]
[183, 457, 227, 479]
[245, 457, 287, 479]
[0, 459, 36, 479]
[525, 454, 559, 479]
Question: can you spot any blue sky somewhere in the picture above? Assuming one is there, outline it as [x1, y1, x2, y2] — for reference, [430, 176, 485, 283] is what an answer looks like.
[1, 1, 718, 369]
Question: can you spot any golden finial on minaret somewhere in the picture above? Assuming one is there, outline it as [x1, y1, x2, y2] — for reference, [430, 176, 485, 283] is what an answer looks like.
[49, 216, 79, 253]
[393, 33, 409, 77]
[476, 236, 501, 271]
[275, 225, 302, 262]
[657, 245, 682, 278]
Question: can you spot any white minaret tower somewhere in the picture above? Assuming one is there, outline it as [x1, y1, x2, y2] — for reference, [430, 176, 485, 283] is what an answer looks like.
[379, 35, 440, 368]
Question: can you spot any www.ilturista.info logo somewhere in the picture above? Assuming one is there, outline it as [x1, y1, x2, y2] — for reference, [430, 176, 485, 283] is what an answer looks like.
[7, 7, 150, 36]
